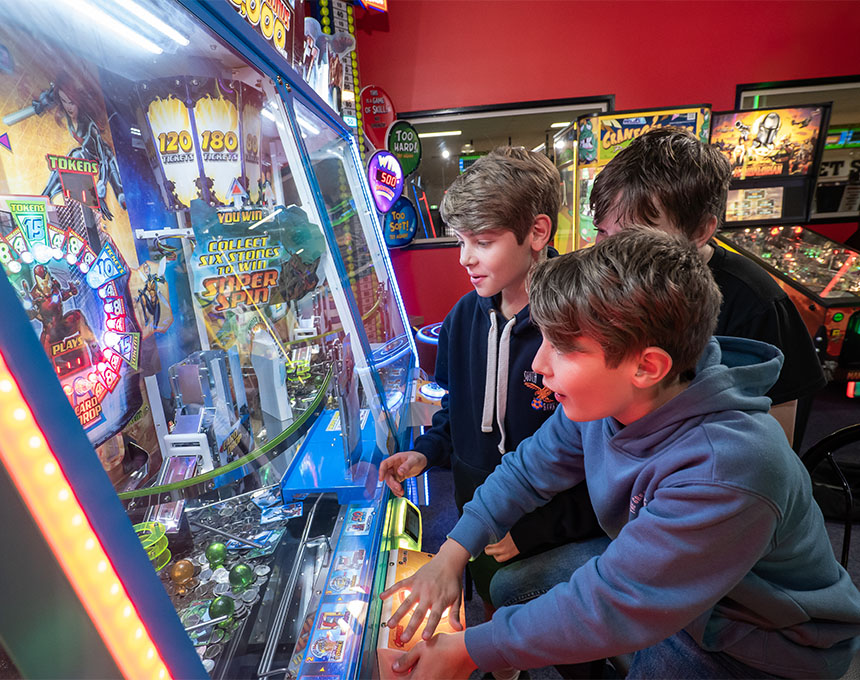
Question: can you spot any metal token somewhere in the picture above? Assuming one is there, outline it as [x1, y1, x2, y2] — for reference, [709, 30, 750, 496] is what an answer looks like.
[202, 659, 215, 673]
[199, 568, 213, 583]
[208, 628, 225, 644]
[184, 613, 201, 627]
[219, 506, 235, 518]
[241, 587, 259, 603]
[203, 643, 222, 660]
[214, 583, 230, 596]
[254, 564, 271, 577]
[213, 567, 229, 584]
[196, 646, 207, 659]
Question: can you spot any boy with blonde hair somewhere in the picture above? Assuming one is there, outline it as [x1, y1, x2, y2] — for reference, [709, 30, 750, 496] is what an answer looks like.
[380, 147, 603, 617]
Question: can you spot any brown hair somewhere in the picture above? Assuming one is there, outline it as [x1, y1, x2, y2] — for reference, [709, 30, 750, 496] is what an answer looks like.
[440, 146, 560, 243]
[591, 126, 731, 240]
[529, 226, 722, 383]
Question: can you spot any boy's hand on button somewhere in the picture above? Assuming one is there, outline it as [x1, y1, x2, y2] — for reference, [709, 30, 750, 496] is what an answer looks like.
[391, 631, 476, 679]
[485, 532, 520, 562]
[380, 539, 468, 642]
[379, 450, 427, 497]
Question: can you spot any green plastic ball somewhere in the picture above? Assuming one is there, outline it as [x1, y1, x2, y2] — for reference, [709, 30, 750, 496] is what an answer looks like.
[208, 595, 235, 619]
[229, 563, 255, 591]
[205, 542, 227, 568]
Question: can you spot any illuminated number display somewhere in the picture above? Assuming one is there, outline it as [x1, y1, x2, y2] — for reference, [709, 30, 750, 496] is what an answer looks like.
[157, 130, 194, 155]
[200, 129, 239, 153]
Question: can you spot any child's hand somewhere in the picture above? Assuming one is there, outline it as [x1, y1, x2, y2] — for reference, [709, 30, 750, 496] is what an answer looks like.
[380, 539, 469, 642]
[391, 631, 477, 679]
[379, 450, 427, 497]
[484, 531, 520, 562]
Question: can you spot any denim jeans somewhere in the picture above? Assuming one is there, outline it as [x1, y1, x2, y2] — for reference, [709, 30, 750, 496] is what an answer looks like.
[491, 540, 784, 679]
[627, 630, 782, 679]
[489, 536, 611, 607]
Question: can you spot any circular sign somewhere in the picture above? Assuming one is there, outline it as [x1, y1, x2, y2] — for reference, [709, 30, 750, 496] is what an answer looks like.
[367, 150, 404, 213]
[383, 196, 417, 248]
[359, 85, 396, 150]
[386, 121, 422, 176]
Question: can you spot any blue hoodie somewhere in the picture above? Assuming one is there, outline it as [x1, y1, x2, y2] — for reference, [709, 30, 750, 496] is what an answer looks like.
[413, 289, 600, 555]
[451, 337, 860, 678]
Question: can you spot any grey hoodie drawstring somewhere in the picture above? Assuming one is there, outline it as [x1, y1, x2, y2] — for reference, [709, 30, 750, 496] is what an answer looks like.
[481, 310, 498, 434]
[481, 309, 516, 454]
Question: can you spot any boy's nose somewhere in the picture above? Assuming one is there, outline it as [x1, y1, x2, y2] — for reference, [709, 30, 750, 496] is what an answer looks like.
[459, 246, 475, 267]
[532, 339, 551, 375]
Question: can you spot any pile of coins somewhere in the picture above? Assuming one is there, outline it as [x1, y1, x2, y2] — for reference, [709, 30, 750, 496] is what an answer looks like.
[159, 492, 296, 672]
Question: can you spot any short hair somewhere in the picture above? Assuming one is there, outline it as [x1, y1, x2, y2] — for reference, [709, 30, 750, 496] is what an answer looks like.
[591, 127, 731, 240]
[440, 146, 560, 243]
[529, 227, 722, 383]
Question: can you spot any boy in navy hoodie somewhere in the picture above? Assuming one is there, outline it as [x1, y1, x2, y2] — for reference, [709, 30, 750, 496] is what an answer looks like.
[382, 228, 860, 679]
[379, 147, 603, 613]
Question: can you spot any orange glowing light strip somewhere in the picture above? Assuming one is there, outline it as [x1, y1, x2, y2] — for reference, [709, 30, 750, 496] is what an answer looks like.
[0, 353, 172, 680]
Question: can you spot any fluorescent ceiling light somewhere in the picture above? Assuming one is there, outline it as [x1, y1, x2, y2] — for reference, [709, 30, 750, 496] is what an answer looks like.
[112, 0, 190, 46]
[550, 122, 571, 128]
[60, 0, 163, 54]
[531, 143, 545, 152]
[417, 130, 461, 138]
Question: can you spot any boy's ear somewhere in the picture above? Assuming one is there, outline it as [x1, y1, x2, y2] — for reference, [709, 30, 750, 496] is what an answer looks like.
[530, 214, 553, 251]
[632, 346, 674, 388]
[691, 215, 718, 248]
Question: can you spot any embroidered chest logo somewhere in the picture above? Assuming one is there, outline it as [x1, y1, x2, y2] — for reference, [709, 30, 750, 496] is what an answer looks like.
[629, 492, 646, 517]
[524, 370, 556, 411]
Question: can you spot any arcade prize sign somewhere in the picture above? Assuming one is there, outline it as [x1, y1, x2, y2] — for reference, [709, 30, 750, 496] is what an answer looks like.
[367, 151, 403, 213]
[0, 195, 140, 431]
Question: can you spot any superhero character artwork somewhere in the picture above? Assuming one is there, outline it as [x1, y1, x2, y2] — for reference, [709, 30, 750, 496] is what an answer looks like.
[129, 259, 173, 338]
[20, 263, 102, 379]
[4, 71, 126, 220]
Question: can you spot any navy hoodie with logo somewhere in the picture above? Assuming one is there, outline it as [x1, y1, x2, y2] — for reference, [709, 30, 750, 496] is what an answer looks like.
[412, 288, 601, 557]
[452, 337, 860, 677]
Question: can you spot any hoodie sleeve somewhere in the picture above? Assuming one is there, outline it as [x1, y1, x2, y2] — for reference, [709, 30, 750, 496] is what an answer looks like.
[411, 317, 454, 469]
[463, 481, 781, 671]
[507, 482, 600, 556]
[448, 408, 587, 555]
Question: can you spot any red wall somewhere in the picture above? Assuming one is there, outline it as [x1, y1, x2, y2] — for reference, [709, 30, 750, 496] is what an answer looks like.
[389, 246, 471, 325]
[356, 1, 860, 320]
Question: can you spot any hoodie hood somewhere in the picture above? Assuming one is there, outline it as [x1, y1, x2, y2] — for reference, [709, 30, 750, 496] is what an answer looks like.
[607, 336, 783, 455]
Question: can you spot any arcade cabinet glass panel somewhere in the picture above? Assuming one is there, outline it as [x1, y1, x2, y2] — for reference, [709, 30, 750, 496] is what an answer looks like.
[0, 4, 409, 673]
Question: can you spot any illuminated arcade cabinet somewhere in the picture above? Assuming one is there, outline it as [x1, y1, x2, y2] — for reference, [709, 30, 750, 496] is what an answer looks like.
[0, 1, 422, 678]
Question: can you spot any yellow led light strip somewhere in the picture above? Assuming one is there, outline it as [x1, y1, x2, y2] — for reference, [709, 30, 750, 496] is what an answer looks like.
[0, 353, 172, 680]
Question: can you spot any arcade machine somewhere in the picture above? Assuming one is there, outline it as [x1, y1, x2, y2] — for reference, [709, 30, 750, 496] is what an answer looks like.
[714, 227, 860, 388]
[710, 104, 860, 391]
[552, 122, 577, 254]
[575, 105, 712, 250]
[0, 1, 421, 679]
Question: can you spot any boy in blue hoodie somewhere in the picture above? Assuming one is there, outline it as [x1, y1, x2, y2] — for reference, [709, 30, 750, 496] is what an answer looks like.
[382, 228, 860, 679]
[379, 147, 603, 612]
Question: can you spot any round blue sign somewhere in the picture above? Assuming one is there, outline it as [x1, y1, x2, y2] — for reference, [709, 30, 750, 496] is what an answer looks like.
[367, 150, 404, 213]
[383, 196, 417, 248]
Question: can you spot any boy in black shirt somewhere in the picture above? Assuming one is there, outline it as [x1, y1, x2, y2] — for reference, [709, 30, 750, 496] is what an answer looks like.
[590, 126, 825, 448]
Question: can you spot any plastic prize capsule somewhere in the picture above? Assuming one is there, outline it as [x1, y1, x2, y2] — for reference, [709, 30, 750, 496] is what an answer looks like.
[205, 541, 227, 568]
[209, 595, 235, 620]
[228, 563, 255, 592]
